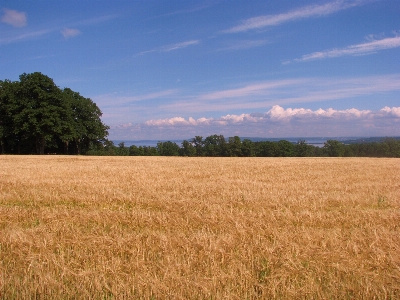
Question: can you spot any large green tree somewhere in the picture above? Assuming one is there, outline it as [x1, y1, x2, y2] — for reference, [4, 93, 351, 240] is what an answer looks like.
[0, 72, 109, 154]
[61, 87, 109, 154]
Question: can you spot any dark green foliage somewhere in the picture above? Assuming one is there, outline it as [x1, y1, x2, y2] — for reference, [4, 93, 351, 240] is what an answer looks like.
[129, 145, 144, 156]
[180, 140, 196, 156]
[256, 141, 279, 157]
[0, 72, 109, 154]
[295, 140, 315, 157]
[204, 134, 227, 156]
[323, 140, 345, 157]
[157, 141, 180, 156]
[227, 136, 242, 157]
[241, 139, 255, 157]
[276, 140, 295, 157]
[191, 136, 204, 156]
[117, 142, 129, 156]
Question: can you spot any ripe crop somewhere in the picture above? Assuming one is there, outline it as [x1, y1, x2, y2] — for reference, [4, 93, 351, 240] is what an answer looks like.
[0, 156, 399, 299]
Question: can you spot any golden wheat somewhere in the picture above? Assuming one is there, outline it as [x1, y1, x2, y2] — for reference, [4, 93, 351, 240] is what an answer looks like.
[0, 156, 399, 299]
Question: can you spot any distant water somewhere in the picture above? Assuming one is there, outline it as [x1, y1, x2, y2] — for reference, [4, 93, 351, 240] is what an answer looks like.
[112, 137, 376, 148]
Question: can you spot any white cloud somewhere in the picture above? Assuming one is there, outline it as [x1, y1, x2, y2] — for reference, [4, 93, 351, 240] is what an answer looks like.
[380, 106, 400, 118]
[223, 0, 366, 33]
[290, 36, 400, 63]
[1, 8, 27, 27]
[137, 40, 200, 56]
[161, 40, 200, 52]
[143, 105, 376, 127]
[144, 116, 213, 127]
[266, 105, 372, 120]
[109, 105, 400, 140]
[145, 117, 188, 126]
[61, 28, 81, 39]
[198, 79, 305, 101]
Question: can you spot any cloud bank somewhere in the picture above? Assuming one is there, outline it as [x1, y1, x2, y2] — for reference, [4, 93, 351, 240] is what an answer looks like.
[109, 105, 400, 140]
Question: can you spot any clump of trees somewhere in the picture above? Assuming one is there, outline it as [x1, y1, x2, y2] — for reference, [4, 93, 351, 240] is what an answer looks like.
[93, 135, 400, 158]
[0, 72, 109, 154]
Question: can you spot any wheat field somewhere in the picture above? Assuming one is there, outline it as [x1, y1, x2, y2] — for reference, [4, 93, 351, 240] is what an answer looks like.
[0, 156, 399, 299]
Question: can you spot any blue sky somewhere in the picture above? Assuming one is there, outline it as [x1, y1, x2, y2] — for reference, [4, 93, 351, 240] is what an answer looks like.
[1, 0, 399, 140]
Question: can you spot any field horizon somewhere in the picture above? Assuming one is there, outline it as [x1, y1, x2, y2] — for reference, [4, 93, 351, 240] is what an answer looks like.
[1, 156, 399, 299]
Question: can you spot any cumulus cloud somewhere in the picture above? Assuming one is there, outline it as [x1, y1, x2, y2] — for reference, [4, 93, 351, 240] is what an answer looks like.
[61, 28, 81, 39]
[288, 36, 400, 63]
[143, 105, 376, 127]
[1, 8, 27, 27]
[144, 116, 213, 127]
[380, 106, 400, 117]
[223, 0, 366, 33]
[145, 117, 188, 126]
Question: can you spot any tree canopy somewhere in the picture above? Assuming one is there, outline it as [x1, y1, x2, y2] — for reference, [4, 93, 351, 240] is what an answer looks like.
[0, 72, 109, 154]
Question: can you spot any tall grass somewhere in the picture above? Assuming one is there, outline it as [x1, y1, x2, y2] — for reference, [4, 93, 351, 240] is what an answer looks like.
[0, 156, 399, 299]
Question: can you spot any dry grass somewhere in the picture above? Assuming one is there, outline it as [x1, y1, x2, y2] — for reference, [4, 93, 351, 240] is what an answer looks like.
[0, 156, 399, 299]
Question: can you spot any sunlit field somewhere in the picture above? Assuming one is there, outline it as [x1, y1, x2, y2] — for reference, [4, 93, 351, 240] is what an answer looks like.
[0, 156, 399, 299]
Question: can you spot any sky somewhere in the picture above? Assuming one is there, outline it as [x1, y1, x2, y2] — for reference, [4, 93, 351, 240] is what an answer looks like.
[1, 0, 399, 141]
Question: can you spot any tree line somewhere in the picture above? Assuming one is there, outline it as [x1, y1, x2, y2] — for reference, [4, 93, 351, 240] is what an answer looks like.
[89, 135, 400, 158]
[0, 72, 109, 154]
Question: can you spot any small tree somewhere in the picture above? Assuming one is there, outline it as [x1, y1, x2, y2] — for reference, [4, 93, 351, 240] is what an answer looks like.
[204, 134, 226, 156]
[157, 141, 180, 156]
[227, 136, 242, 157]
[191, 136, 204, 156]
[277, 140, 295, 157]
[180, 140, 196, 156]
[241, 139, 255, 157]
[323, 140, 345, 157]
[129, 145, 144, 156]
[295, 140, 314, 157]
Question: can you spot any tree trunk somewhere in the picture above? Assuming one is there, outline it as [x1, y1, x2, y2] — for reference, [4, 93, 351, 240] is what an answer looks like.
[76, 139, 81, 155]
[64, 141, 69, 155]
[36, 137, 45, 154]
